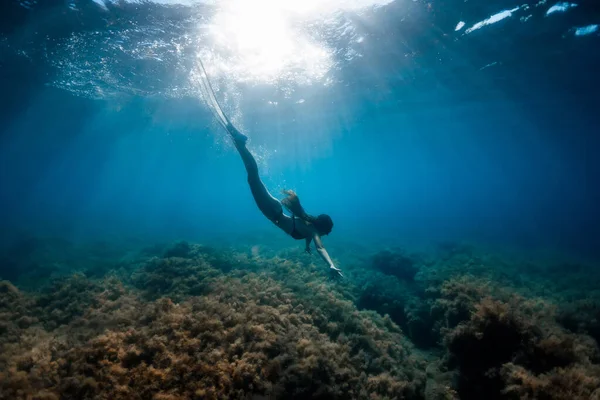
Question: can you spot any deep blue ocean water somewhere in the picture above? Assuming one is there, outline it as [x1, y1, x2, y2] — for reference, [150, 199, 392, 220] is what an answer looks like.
[1, 0, 599, 256]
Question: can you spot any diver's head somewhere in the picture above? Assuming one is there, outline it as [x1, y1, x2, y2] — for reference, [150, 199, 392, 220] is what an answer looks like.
[313, 214, 334, 236]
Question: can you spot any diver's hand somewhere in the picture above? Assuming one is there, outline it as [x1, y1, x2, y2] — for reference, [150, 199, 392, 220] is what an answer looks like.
[329, 265, 344, 278]
[305, 247, 312, 255]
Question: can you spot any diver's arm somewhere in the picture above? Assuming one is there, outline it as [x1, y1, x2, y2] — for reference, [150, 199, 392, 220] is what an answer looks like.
[313, 234, 343, 277]
[305, 237, 312, 254]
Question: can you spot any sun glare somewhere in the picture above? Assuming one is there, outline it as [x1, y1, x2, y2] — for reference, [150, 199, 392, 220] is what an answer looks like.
[203, 0, 393, 84]
[206, 0, 332, 83]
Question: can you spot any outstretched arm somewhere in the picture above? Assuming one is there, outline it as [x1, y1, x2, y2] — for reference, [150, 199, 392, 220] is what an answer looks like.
[313, 234, 343, 277]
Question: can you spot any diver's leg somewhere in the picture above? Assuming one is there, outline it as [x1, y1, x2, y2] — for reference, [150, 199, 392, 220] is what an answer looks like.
[231, 135, 284, 223]
[227, 122, 248, 144]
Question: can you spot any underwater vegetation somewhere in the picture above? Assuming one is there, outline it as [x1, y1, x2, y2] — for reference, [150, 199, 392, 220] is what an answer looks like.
[0, 239, 599, 399]
[371, 250, 419, 282]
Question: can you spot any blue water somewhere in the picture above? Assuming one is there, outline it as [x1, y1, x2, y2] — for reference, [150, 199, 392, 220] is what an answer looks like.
[0, 0, 599, 255]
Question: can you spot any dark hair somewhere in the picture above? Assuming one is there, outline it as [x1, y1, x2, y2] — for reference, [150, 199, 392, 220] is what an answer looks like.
[313, 214, 334, 235]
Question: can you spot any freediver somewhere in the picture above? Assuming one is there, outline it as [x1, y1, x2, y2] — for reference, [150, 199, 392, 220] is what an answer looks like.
[226, 124, 342, 278]
[197, 61, 342, 278]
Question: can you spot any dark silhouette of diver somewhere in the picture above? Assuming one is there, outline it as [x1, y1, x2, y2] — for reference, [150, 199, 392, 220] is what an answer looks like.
[197, 61, 342, 277]
[228, 125, 342, 277]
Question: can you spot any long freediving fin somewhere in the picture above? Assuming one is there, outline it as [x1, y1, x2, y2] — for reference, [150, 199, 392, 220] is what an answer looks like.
[197, 58, 230, 129]
[197, 59, 246, 143]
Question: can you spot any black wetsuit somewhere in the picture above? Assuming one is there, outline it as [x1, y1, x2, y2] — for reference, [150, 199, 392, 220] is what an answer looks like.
[290, 216, 307, 240]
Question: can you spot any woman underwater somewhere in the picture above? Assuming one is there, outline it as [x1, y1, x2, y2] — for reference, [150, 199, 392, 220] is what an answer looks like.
[197, 62, 342, 277]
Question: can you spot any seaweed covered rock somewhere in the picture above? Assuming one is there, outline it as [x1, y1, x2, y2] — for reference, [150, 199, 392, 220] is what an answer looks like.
[501, 363, 600, 400]
[445, 297, 538, 398]
[559, 299, 600, 346]
[355, 281, 436, 348]
[0, 272, 426, 400]
[132, 255, 221, 300]
[162, 241, 241, 273]
[371, 250, 419, 281]
[0, 281, 37, 344]
[34, 274, 103, 330]
[429, 276, 490, 335]
[444, 292, 600, 400]
[4, 238, 598, 400]
[211, 275, 427, 399]
[357, 282, 408, 329]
